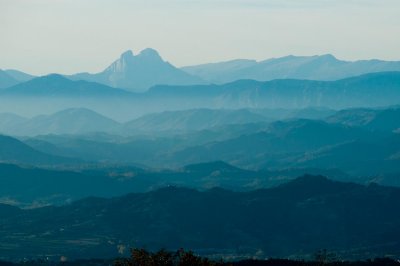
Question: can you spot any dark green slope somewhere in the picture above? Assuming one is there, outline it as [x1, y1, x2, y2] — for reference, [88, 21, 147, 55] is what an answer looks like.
[0, 161, 272, 206]
[170, 119, 378, 167]
[1, 176, 400, 259]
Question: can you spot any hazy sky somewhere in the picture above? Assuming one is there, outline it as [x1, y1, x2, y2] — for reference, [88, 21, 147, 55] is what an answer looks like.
[1, 0, 399, 75]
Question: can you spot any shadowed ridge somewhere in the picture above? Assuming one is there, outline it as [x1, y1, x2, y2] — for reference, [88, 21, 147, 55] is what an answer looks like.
[271, 174, 361, 199]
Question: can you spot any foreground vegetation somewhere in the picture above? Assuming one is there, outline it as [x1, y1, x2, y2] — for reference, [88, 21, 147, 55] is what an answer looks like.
[1, 249, 399, 266]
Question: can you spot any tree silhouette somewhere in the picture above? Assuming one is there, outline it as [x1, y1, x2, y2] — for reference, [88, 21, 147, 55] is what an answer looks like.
[114, 248, 226, 266]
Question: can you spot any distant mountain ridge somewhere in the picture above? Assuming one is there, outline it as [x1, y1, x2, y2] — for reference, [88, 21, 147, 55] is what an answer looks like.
[182, 54, 400, 83]
[68, 49, 205, 92]
[147, 71, 400, 109]
[3, 52, 400, 90]
[8, 71, 399, 110]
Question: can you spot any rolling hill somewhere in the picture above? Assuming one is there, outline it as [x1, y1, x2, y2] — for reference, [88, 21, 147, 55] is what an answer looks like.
[0, 135, 77, 165]
[327, 107, 400, 132]
[169, 119, 380, 167]
[0, 108, 121, 136]
[124, 108, 269, 133]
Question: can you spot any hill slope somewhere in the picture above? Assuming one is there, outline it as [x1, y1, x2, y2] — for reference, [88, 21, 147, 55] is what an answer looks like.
[147, 72, 400, 109]
[4, 69, 35, 82]
[327, 107, 400, 132]
[1, 176, 399, 259]
[0, 135, 77, 165]
[0, 108, 121, 136]
[0, 74, 132, 97]
[0, 70, 19, 88]
[125, 108, 269, 133]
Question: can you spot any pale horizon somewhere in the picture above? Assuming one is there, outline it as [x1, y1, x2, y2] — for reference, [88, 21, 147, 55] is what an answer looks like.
[1, 0, 400, 75]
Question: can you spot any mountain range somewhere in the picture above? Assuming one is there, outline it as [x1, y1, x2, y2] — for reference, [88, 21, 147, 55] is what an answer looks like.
[146, 71, 400, 109]
[11, 106, 398, 186]
[2, 71, 400, 115]
[1, 48, 400, 263]
[3, 49, 400, 92]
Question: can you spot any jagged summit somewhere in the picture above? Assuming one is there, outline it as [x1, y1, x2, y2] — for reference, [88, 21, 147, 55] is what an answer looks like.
[105, 50, 134, 73]
[120, 50, 134, 59]
[117, 48, 161, 62]
[136, 48, 164, 63]
[111, 48, 162, 69]
[138, 48, 161, 58]
[69, 48, 205, 92]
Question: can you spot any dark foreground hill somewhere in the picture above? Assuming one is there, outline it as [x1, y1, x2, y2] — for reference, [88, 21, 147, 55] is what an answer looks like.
[1, 176, 399, 260]
[0, 161, 309, 206]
